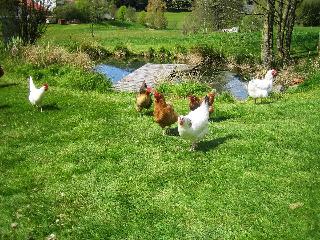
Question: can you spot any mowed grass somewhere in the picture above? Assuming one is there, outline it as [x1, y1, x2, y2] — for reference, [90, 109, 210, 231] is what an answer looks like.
[0, 71, 319, 239]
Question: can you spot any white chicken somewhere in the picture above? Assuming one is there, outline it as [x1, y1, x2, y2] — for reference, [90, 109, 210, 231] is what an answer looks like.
[247, 69, 277, 103]
[28, 76, 48, 112]
[178, 95, 210, 151]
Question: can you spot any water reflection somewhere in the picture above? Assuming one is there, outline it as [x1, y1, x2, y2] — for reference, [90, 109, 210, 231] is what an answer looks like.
[95, 62, 248, 100]
[208, 71, 248, 100]
[94, 64, 133, 84]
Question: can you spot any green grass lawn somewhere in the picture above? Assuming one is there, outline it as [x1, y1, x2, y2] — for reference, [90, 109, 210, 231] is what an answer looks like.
[1, 68, 319, 239]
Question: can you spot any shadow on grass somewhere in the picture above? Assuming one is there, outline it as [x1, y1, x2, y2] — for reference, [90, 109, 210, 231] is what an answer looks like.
[166, 126, 179, 136]
[42, 103, 60, 111]
[139, 110, 153, 117]
[0, 104, 10, 109]
[210, 115, 234, 123]
[210, 111, 239, 122]
[0, 83, 18, 88]
[198, 134, 236, 152]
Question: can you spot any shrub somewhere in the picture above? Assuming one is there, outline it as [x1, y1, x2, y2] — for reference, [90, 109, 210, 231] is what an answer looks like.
[297, 0, 320, 26]
[233, 51, 256, 65]
[240, 15, 263, 32]
[145, 0, 168, 29]
[116, 6, 127, 22]
[6, 37, 24, 57]
[53, 3, 87, 22]
[138, 11, 147, 25]
[157, 46, 172, 60]
[114, 45, 131, 58]
[79, 41, 111, 60]
[144, 47, 156, 58]
[182, 12, 201, 34]
[22, 44, 92, 70]
[125, 7, 137, 22]
[190, 44, 226, 64]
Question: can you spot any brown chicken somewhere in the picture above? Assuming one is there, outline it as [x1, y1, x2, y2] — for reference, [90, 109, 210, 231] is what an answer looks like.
[136, 81, 152, 112]
[207, 91, 216, 114]
[188, 90, 216, 114]
[188, 95, 201, 111]
[153, 90, 178, 135]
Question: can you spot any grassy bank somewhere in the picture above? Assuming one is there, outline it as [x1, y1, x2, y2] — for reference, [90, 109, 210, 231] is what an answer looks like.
[0, 60, 319, 239]
[39, 21, 319, 64]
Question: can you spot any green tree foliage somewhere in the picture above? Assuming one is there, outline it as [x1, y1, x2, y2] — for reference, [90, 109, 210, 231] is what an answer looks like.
[146, 0, 168, 29]
[0, 0, 49, 44]
[138, 11, 147, 25]
[183, 0, 244, 33]
[250, 0, 304, 66]
[125, 6, 137, 22]
[298, 0, 320, 26]
[75, 0, 109, 22]
[53, 3, 86, 22]
[116, 5, 127, 21]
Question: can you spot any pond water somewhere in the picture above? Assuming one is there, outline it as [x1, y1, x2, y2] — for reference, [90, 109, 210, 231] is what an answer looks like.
[94, 61, 248, 100]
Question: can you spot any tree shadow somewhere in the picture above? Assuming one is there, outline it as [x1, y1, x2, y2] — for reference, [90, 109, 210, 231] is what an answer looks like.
[198, 134, 237, 152]
[0, 104, 10, 109]
[140, 109, 153, 117]
[42, 103, 60, 111]
[209, 110, 239, 122]
[210, 115, 234, 123]
[0, 83, 18, 88]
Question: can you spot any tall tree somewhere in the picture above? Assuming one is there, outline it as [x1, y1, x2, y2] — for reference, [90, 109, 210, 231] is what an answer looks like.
[252, 0, 303, 66]
[0, 0, 49, 44]
[145, 0, 167, 29]
[261, 0, 275, 67]
[76, 0, 109, 37]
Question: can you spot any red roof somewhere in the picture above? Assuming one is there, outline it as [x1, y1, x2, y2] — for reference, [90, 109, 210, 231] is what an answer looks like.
[26, 0, 44, 11]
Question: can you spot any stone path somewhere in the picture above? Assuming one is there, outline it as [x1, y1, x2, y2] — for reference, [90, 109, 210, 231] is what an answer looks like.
[114, 63, 192, 92]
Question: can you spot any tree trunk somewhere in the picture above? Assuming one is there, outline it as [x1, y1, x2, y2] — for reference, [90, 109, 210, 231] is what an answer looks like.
[276, 0, 285, 60]
[283, 0, 300, 64]
[261, 0, 275, 67]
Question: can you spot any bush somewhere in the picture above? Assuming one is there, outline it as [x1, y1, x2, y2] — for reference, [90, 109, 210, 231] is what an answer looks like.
[182, 12, 201, 34]
[145, 0, 168, 29]
[125, 7, 137, 22]
[116, 6, 127, 22]
[114, 45, 131, 58]
[53, 3, 87, 22]
[138, 11, 147, 25]
[233, 50, 256, 65]
[240, 15, 263, 32]
[297, 0, 320, 26]
[79, 41, 111, 60]
[22, 44, 92, 70]
[190, 44, 226, 64]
